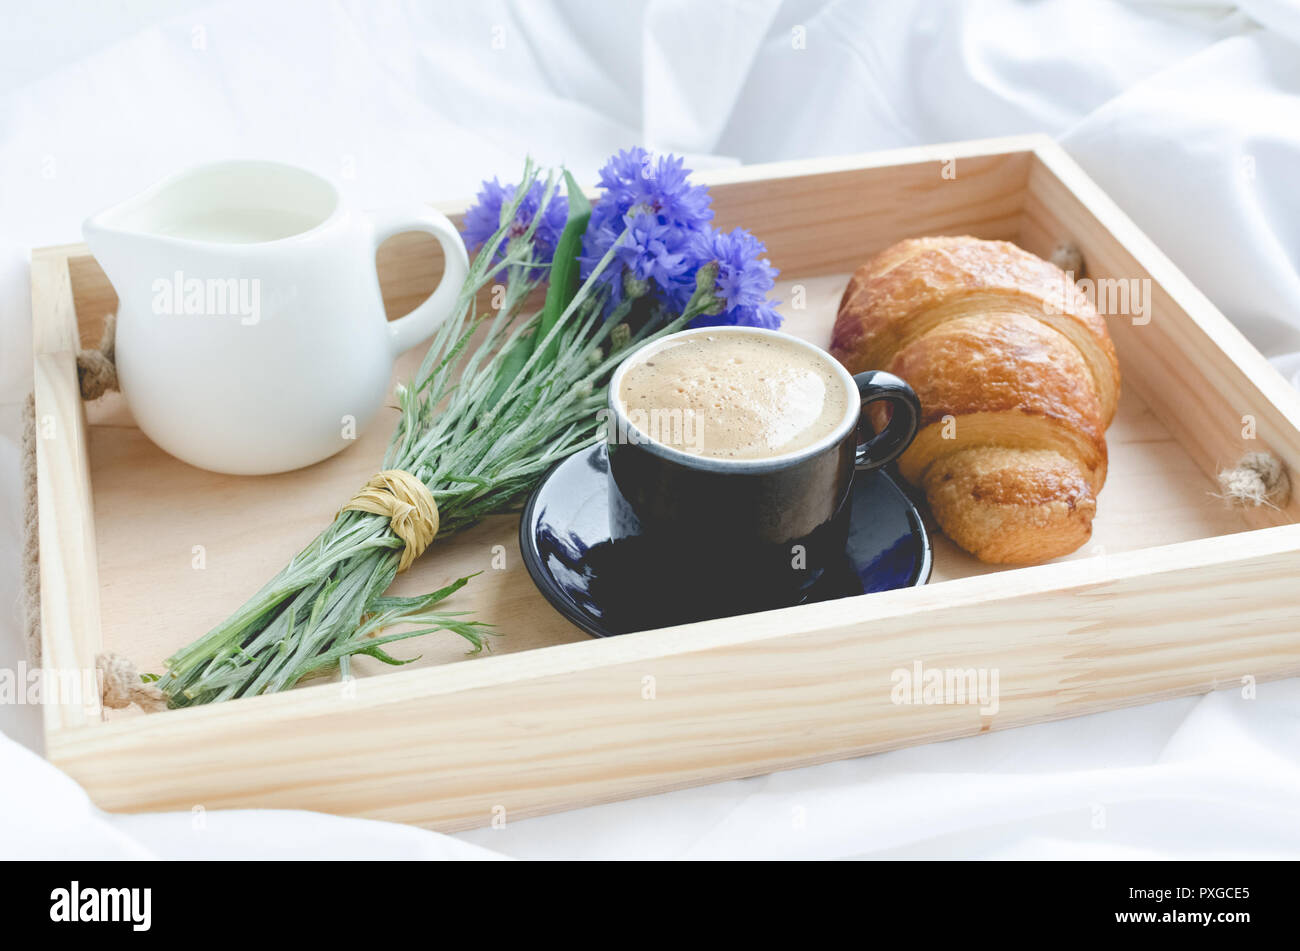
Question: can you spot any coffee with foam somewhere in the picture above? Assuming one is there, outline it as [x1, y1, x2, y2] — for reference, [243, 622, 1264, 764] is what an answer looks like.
[617, 331, 850, 460]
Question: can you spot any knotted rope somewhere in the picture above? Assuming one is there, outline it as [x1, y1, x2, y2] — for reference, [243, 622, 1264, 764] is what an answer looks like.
[76, 314, 118, 400]
[1050, 242, 1086, 279]
[97, 652, 168, 712]
[1218, 451, 1291, 509]
[343, 469, 440, 572]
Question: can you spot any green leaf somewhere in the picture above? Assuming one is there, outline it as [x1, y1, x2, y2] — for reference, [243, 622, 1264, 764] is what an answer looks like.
[535, 170, 593, 367]
[367, 574, 477, 614]
[358, 645, 421, 666]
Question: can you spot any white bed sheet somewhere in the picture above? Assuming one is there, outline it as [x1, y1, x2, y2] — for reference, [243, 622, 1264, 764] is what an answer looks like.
[3, 0, 1298, 860]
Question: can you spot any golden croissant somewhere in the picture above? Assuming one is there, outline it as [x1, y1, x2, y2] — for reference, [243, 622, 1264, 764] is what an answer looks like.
[832, 236, 1120, 564]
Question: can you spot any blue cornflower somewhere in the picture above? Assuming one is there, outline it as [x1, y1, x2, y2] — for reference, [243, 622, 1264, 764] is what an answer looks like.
[582, 209, 698, 307]
[614, 211, 693, 287]
[461, 177, 569, 272]
[687, 226, 783, 329]
[581, 148, 715, 309]
[575, 148, 781, 328]
[588, 147, 714, 235]
[577, 219, 631, 303]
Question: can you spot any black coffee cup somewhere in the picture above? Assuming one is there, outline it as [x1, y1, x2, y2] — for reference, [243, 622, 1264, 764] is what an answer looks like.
[604, 326, 920, 619]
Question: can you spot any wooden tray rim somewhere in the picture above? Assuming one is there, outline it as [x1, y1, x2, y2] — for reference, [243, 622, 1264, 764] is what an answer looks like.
[31, 135, 1300, 826]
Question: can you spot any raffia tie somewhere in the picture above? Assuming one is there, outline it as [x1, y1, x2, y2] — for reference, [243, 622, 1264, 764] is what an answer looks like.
[343, 469, 439, 572]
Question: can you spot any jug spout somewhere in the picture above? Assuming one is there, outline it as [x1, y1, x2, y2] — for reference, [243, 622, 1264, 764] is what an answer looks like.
[82, 207, 196, 319]
[83, 160, 341, 256]
[82, 212, 161, 282]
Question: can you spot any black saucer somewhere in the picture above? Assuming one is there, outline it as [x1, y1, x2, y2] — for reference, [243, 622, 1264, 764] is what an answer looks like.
[519, 444, 931, 638]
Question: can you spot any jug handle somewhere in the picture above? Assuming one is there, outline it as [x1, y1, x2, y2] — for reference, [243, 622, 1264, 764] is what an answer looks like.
[368, 206, 470, 356]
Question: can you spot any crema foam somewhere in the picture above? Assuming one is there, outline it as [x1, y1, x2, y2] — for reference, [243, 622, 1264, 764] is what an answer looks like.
[617, 331, 850, 460]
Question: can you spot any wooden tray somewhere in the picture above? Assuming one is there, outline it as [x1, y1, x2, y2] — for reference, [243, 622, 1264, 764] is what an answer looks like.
[33, 135, 1300, 831]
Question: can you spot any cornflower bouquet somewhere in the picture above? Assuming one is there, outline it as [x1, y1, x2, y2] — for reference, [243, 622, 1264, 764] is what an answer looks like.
[158, 148, 782, 707]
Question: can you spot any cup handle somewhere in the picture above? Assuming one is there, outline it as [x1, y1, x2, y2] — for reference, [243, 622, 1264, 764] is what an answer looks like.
[367, 206, 470, 356]
[853, 370, 921, 471]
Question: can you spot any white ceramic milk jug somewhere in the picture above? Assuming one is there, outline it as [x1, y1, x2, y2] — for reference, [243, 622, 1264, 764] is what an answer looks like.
[83, 160, 468, 475]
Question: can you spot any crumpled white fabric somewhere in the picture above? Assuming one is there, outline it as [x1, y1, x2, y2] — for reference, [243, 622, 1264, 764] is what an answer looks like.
[0, 733, 500, 859]
[2, 0, 1298, 859]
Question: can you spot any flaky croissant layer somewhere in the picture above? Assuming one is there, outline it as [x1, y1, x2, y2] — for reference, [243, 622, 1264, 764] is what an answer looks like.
[832, 235, 1120, 564]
